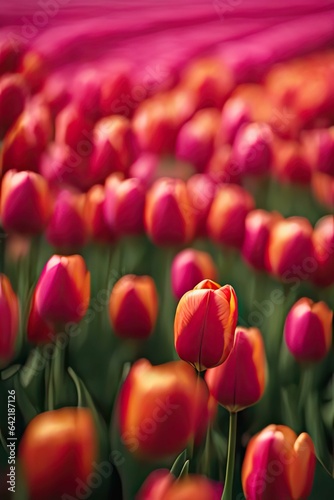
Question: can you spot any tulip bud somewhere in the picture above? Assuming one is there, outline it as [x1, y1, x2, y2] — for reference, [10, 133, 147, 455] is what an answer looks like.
[0, 74, 28, 138]
[273, 139, 312, 184]
[109, 275, 158, 339]
[311, 171, 334, 211]
[90, 115, 137, 183]
[19, 408, 97, 500]
[174, 279, 237, 371]
[231, 123, 272, 177]
[40, 74, 70, 116]
[171, 249, 218, 300]
[99, 62, 132, 117]
[265, 216, 314, 281]
[118, 359, 208, 460]
[145, 177, 195, 246]
[85, 185, 115, 243]
[1, 170, 50, 235]
[1, 99, 52, 173]
[180, 58, 233, 109]
[104, 176, 146, 236]
[137, 469, 223, 500]
[242, 425, 316, 500]
[242, 209, 282, 271]
[187, 174, 216, 237]
[284, 297, 332, 363]
[175, 108, 220, 171]
[55, 104, 94, 152]
[72, 68, 101, 121]
[205, 145, 241, 184]
[307, 128, 334, 177]
[129, 153, 159, 188]
[218, 97, 251, 145]
[35, 254, 90, 327]
[46, 189, 88, 249]
[312, 215, 334, 287]
[207, 184, 255, 248]
[0, 37, 25, 74]
[27, 290, 55, 344]
[205, 327, 266, 412]
[0, 274, 19, 367]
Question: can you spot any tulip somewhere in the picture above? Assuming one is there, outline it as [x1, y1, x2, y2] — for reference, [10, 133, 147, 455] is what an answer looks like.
[174, 279, 237, 371]
[311, 171, 334, 211]
[20, 51, 47, 92]
[272, 139, 312, 184]
[137, 469, 223, 500]
[186, 174, 216, 237]
[85, 185, 115, 243]
[90, 115, 138, 183]
[205, 327, 267, 412]
[231, 123, 272, 177]
[207, 185, 255, 248]
[35, 254, 90, 327]
[118, 359, 208, 460]
[171, 249, 218, 300]
[218, 97, 251, 145]
[175, 108, 220, 171]
[27, 290, 55, 344]
[1, 98, 52, 173]
[19, 408, 97, 500]
[129, 153, 159, 188]
[0, 274, 19, 367]
[55, 104, 94, 151]
[1, 170, 50, 235]
[72, 68, 101, 121]
[0, 73, 28, 138]
[284, 298, 333, 363]
[312, 215, 334, 287]
[40, 74, 70, 117]
[46, 189, 88, 249]
[104, 176, 146, 236]
[242, 425, 316, 500]
[0, 37, 24, 74]
[242, 209, 281, 271]
[99, 62, 132, 117]
[205, 145, 241, 184]
[265, 216, 314, 281]
[145, 177, 195, 246]
[180, 58, 233, 109]
[109, 275, 158, 339]
[306, 128, 334, 177]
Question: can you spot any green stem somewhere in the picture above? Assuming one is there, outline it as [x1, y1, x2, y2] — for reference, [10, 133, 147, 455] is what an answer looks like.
[222, 412, 237, 500]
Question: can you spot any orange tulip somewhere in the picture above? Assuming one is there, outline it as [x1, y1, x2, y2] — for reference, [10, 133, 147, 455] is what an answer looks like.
[174, 279, 237, 371]
[0, 274, 19, 367]
[205, 327, 267, 412]
[118, 359, 208, 460]
[109, 275, 158, 340]
[1, 170, 50, 235]
[35, 254, 90, 327]
[19, 408, 97, 500]
[242, 425, 316, 500]
[145, 177, 195, 246]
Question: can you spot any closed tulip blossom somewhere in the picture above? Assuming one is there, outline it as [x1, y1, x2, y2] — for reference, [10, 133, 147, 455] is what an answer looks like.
[242, 425, 316, 500]
[54, 103, 94, 151]
[171, 249, 218, 300]
[207, 184, 255, 248]
[273, 139, 312, 184]
[0, 73, 28, 138]
[218, 97, 251, 145]
[174, 279, 237, 371]
[85, 185, 115, 243]
[231, 122, 272, 177]
[284, 298, 332, 363]
[1, 170, 50, 235]
[312, 215, 334, 287]
[137, 469, 223, 500]
[35, 254, 90, 327]
[118, 359, 209, 460]
[0, 274, 19, 367]
[109, 275, 158, 339]
[186, 173, 216, 237]
[145, 177, 195, 246]
[265, 216, 314, 281]
[205, 327, 267, 412]
[19, 408, 97, 500]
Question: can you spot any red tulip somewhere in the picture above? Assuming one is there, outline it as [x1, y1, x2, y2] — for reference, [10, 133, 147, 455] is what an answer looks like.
[35, 254, 90, 327]
[54, 103, 94, 151]
[118, 359, 208, 460]
[242, 425, 316, 500]
[145, 177, 195, 246]
[174, 279, 238, 371]
[306, 128, 334, 177]
[85, 185, 115, 243]
[207, 184, 255, 248]
[232, 123, 272, 177]
[0, 73, 28, 138]
[171, 249, 218, 300]
[186, 174, 216, 237]
[19, 408, 97, 500]
[205, 327, 267, 412]
[99, 62, 132, 117]
[129, 153, 159, 188]
[109, 275, 158, 340]
[1, 170, 50, 235]
[218, 97, 251, 145]
[273, 139, 312, 184]
[0, 274, 19, 367]
[284, 297, 332, 363]
[205, 145, 241, 184]
[312, 215, 334, 287]
[311, 171, 334, 210]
